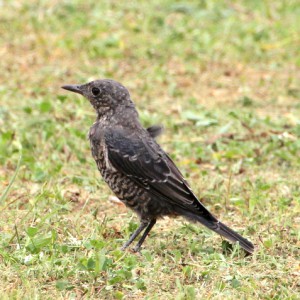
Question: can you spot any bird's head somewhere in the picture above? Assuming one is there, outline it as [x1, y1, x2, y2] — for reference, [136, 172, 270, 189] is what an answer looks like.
[62, 79, 133, 117]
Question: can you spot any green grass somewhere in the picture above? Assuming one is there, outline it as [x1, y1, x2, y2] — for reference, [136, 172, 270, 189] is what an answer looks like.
[1, 0, 300, 299]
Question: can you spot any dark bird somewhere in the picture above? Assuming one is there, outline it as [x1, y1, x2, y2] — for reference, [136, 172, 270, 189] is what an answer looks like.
[62, 79, 254, 254]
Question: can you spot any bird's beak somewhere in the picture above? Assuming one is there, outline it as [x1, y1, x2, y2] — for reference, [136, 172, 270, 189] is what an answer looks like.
[61, 84, 83, 95]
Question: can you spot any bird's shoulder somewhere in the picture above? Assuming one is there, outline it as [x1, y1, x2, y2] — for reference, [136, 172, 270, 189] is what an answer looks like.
[88, 120, 108, 144]
[104, 126, 162, 159]
[104, 126, 171, 180]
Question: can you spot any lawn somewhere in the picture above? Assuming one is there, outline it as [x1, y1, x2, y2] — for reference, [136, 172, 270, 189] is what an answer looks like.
[0, 0, 299, 299]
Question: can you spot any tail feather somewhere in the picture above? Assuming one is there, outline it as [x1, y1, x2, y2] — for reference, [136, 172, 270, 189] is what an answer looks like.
[199, 215, 254, 254]
[176, 209, 254, 254]
[213, 221, 254, 254]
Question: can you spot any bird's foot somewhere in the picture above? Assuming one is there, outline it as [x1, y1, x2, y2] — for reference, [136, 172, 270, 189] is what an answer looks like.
[121, 243, 129, 251]
[121, 244, 142, 254]
[132, 245, 142, 253]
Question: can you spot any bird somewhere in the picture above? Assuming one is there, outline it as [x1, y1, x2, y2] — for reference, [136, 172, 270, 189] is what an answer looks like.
[62, 79, 254, 254]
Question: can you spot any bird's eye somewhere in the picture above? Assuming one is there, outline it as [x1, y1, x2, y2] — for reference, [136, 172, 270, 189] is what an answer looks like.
[92, 87, 100, 96]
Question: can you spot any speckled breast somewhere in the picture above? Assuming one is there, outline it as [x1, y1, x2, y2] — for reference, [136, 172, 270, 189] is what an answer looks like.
[90, 140, 151, 215]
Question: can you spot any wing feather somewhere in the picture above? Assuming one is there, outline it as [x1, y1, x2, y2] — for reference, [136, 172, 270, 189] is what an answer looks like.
[105, 128, 216, 220]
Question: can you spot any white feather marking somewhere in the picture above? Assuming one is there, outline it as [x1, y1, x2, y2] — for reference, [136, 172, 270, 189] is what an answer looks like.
[102, 142, 116, 171]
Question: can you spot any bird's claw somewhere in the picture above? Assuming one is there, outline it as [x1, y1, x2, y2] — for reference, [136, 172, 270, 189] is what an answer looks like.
[132, 245, 141, 253]
[121, 244, 129, 251]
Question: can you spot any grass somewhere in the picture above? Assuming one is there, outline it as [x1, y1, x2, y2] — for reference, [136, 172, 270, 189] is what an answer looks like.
[0, 0, 299, 298]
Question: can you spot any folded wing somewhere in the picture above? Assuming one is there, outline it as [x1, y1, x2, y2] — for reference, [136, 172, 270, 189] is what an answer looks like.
[105, 128, 217, 222]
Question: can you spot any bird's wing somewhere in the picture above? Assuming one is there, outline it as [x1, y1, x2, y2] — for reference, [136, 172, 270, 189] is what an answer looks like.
[105, 128, 216, 220]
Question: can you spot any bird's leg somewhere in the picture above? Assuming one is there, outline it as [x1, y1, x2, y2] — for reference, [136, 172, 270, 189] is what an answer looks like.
[121, 220, 149, 251]
[133, 219, 156, 252]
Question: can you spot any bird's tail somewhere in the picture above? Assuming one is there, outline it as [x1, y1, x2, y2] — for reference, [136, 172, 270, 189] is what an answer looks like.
[177, 209, 254, 254]
[211, 220, 254, 254]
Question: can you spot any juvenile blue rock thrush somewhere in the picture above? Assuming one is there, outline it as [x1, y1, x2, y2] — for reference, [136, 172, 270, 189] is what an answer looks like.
[62, 79, 254, 254]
